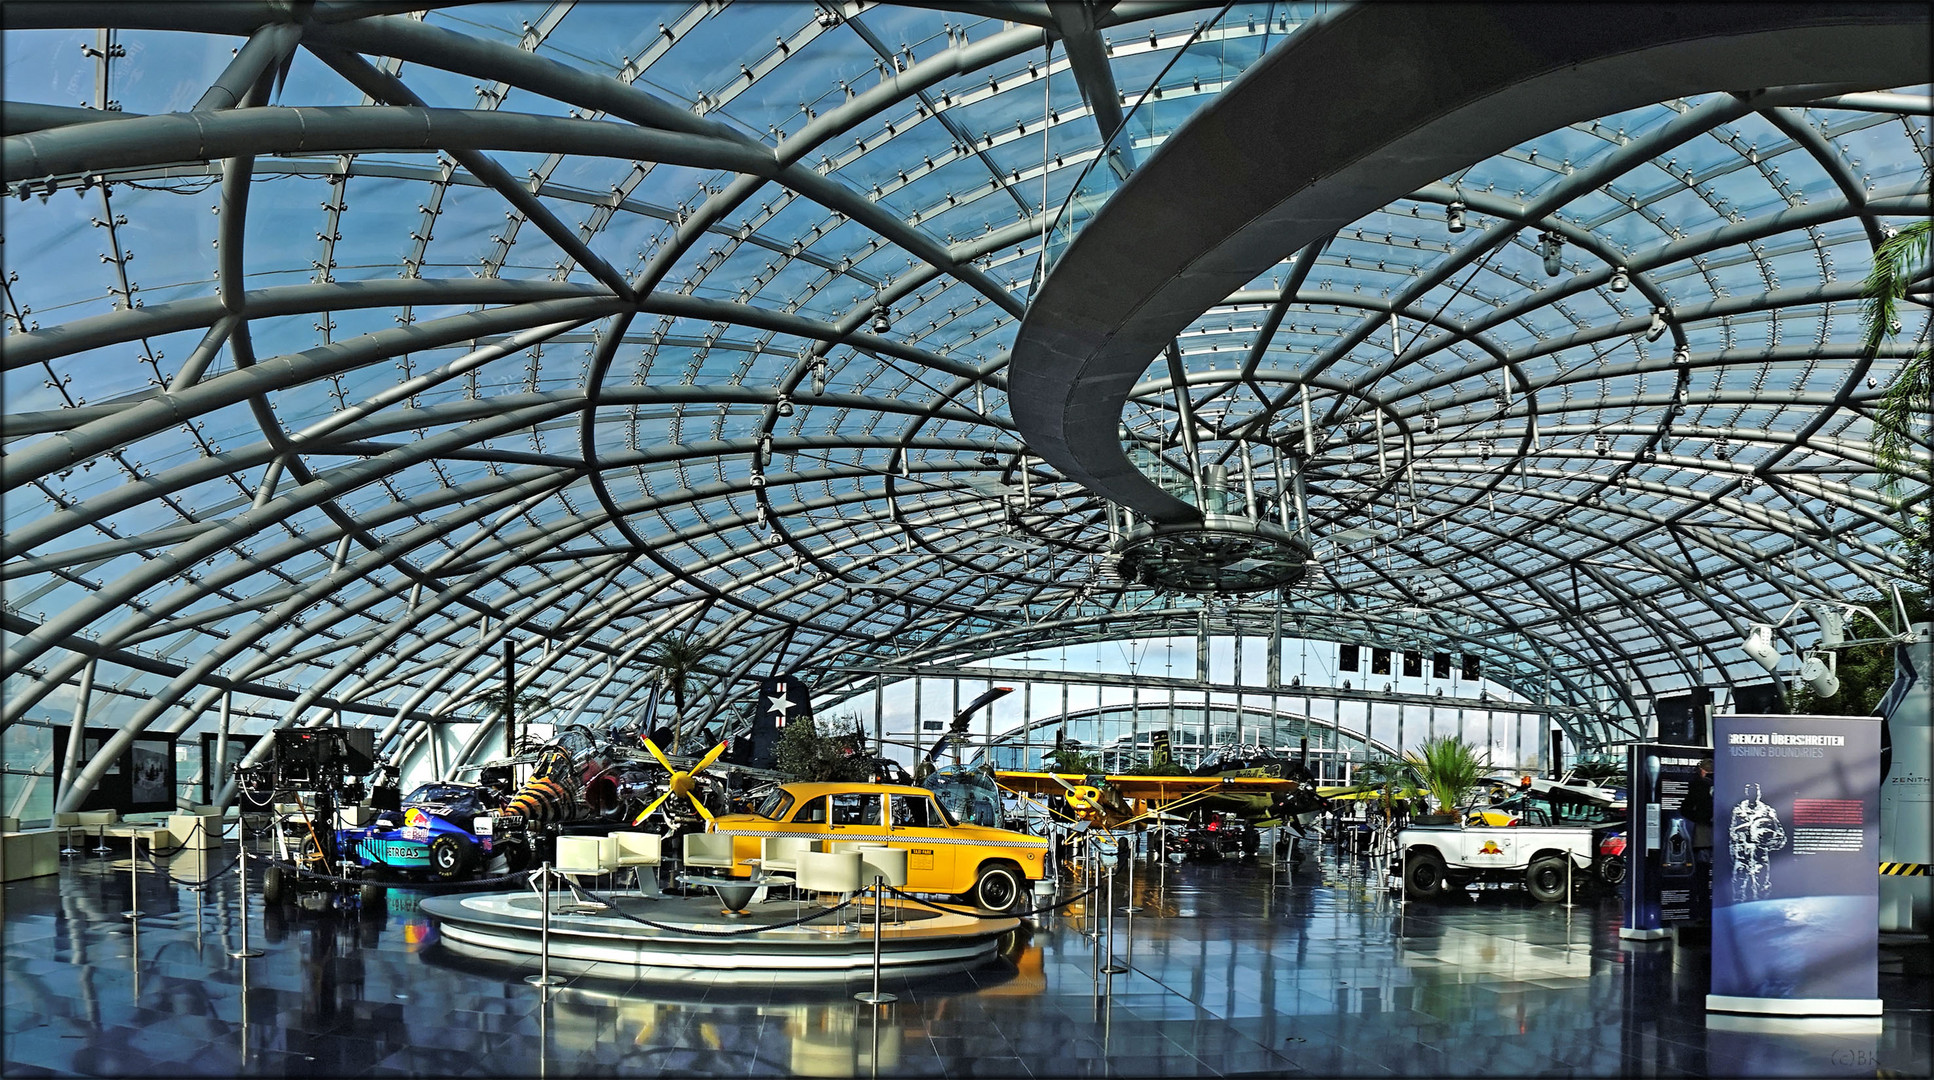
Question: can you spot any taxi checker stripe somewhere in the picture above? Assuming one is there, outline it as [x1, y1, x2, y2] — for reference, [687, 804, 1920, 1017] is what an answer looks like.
[1879, 862, 1929, 876]
[710, 827, 1049, 850]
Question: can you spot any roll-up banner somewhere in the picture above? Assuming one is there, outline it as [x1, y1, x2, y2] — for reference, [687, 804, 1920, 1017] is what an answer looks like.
[1621, 743, 1710, 940]
[1707, 714, 1882, 1026]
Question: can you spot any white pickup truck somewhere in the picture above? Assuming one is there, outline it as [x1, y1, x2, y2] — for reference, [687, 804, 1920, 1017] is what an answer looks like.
[1387, 819, 1627, 903]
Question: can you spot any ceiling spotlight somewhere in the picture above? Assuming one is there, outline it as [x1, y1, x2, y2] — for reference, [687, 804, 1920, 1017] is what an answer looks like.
[1594, 435, 1608, 456]
[1741, 623, 1780, 672]
[1538, 231, 1564, 277]
[810, 360, 828, 395]
[775, 394, 794, 417]
[749, 471, 766, 488]
[758, 433, 773, 466]
[1609, 265, 1629, 292]
[1445, 201, 1466, 233]
[979, 450, 999, 466]
[871, 304, 891, 334]
[1799, 654, 1839, 698]
[1645, 307, 1669, 342]
[1672, 345, 1690, 365]
[1806, 602, 1847, 648]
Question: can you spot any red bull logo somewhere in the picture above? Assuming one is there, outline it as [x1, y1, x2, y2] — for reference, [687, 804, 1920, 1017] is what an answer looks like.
[1479, 840, 1503, 855]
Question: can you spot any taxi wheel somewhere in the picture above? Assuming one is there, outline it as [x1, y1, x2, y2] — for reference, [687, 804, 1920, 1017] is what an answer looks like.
[430, 834, 473, 880]
[969, 861, 1024, 913]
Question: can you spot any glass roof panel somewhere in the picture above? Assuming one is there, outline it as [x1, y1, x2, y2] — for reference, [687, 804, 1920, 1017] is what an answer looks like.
[2, 3, 1924, 811]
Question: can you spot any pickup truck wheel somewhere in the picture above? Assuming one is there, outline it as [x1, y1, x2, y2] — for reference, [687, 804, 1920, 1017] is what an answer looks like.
[1526, 855, 1570, 903]
[1404, 851, 1448, 899]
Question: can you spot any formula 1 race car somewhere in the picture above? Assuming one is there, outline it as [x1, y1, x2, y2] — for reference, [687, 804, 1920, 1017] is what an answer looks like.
[342, 780, 533, 882]
[1175, 814, 1261, 862]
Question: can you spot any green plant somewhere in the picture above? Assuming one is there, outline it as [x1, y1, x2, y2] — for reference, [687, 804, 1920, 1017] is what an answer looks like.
[1403, 736, 1491, 816]
[1863, 219, 1931, 485]
[643, 633, 710, 753]
[1861, 219, 1932, 582]
[1354, 755, 1423, 823]
[1045, 747, 1101, 775]
[772, 713, 874, 784]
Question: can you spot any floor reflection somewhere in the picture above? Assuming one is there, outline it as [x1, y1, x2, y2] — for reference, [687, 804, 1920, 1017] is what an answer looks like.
[2, 838, 1927, 1077]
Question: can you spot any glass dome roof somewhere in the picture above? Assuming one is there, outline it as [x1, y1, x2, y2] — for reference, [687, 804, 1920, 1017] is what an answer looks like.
[2, 2, 1926, 808]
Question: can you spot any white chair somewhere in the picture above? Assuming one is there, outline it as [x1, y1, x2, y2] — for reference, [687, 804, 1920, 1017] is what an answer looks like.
[761, 836, 819, 912]
[795, 849, 862, 934]
[553, 834, 618, 912]
[611, 831, 664, 898]
[681, 831, 737, 874]
[857, 845, 909, 925]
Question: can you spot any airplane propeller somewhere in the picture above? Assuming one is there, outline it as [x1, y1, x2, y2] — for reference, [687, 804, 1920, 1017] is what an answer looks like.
[632, 737, 728, 825]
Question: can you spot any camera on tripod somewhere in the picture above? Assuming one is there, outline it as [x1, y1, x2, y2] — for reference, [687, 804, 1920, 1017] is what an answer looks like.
[271, 727, 376, 802]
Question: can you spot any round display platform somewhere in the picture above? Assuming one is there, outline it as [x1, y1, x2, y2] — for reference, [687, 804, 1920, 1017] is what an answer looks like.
[421, 890, 1018, 984]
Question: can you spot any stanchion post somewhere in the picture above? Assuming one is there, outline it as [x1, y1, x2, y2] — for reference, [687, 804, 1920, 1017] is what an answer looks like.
[1124, 833, 1142, 913]
[123, 835, 145, 919]
[526, 862, 563, 988]
[228, 848, 263, 958]
[93, 821, 111, 854]
[1398, 842, 1408, 907]
[1101, 856, 1127, 975]
[854, 870, 896, 1005]
[1565, 855, 1573, 910]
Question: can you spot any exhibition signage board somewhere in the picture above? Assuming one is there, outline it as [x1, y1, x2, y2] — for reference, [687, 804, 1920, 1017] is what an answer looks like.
[51, 726, 178, 814]
[1707, 714, 1882, 1023]
[1622, 743, 1709, 940]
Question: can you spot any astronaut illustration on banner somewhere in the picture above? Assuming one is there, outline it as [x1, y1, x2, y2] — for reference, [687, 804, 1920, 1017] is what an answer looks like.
[1727, 782, 1787, 902]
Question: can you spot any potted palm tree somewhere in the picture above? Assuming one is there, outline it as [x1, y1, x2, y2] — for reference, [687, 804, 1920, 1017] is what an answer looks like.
[644, 633, 710, 754]
[1404, 735, 1490, 825]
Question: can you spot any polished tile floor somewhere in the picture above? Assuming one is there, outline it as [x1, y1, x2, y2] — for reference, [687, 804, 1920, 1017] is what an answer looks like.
[4, 838, 1928, 1077]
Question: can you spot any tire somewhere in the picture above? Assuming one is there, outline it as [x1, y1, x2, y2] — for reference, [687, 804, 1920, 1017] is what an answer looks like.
[969, 861, 1024, 913]
[429, 834, 473, 880]
[262, 865, 289, 906]
[1526, 855, 1570, 903]
[359, 881, 388, 907]
[495, 840, 531, 875]
[1598, 855, 1627, 888]
[1404, 851, 1448, 899]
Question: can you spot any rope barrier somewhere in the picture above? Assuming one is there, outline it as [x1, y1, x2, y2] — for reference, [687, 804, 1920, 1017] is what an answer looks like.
[252, 853, 531, 893]
[883, 879, 1101, 922]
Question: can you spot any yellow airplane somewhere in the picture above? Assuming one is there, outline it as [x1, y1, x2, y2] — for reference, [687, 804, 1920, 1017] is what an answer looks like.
[992, 769, 1318, 831]
[630, 738, 728, 824]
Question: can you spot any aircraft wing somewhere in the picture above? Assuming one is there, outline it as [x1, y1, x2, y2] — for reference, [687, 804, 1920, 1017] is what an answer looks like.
[994, 771, 1302, 799]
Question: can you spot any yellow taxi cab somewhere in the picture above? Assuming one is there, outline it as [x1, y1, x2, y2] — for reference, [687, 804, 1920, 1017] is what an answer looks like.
[706, 782, 1048, 911]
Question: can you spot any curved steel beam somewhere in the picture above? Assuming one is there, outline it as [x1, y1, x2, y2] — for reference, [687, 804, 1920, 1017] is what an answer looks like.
[1008, 2, 1931, 523]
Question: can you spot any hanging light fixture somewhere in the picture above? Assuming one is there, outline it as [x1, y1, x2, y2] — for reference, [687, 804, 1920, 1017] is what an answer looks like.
[1538, 231, 1564, 277]
[1445, 200, 1466, 233]
[871, 303, 891, 334]
[1741, 623, 1779, 672]
[1609, 265, 1629, 292]
[1645, 307, 1669, 342]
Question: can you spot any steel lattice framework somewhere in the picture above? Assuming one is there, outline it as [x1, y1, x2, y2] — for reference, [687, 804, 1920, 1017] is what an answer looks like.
[1, 2, 1926, 811]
